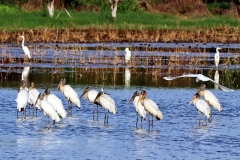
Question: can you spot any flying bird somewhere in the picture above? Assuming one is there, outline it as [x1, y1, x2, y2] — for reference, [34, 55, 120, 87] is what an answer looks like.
[20, 35, 31, 59]
[198, 84, 222, 112]
[163, 74, 234, 92]
[190, 93, 212, 126]
[129, 91, 146, 128]
[215, 47, 222, 68]
[57, 78, 80, 116]
[137, 90, 163, 128]
[80, 87, 101, 120]
[94, 88, 117, 124]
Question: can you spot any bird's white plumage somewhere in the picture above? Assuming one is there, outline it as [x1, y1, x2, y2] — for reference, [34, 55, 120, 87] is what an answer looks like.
[125, 48, 131, 64]
[84, 89, 98, 103]
[191, 95, 212, 119]
[59, 84, 80, 108]
[28, 88, 40, 109]
[215, 47, 221, 67]
[16, 89, 29, 112]
[141, 98, 163, 120]
[20, 35, 31, 59]
[36, 97, 60, 122]
[163, 74, 234, 92]
[44, 93, 67, 119]
[198, 84, 222, 112]
[133, 96, 146, 120]
[96, 93, 117, 114]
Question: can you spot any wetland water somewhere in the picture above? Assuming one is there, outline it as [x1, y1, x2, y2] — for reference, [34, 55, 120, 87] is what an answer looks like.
[0, 42, 240, 159]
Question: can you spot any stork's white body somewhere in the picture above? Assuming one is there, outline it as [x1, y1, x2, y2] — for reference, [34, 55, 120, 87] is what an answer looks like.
[44, 93, 67, 119]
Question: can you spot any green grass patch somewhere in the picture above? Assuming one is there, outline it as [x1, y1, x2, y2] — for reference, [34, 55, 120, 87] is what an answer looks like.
[0, 5, 239, 31]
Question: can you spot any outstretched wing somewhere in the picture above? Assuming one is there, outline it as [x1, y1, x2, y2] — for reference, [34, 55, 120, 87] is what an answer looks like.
[163, 74, 199, 81]
[209, 79, 234, 92]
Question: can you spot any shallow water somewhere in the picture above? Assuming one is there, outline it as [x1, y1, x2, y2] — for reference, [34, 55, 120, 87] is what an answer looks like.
[0, 42, 240, 159]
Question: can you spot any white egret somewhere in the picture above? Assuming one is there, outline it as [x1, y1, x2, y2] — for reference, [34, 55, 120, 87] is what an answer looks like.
[125, 47, 131, 65]
[44, 88, 67, 119]
[57, 78, 80, 116]
[215, 47, 222, 68]
[137, 90, 163, 127]
[35, 94, 60, 128]
[28, 82, 40, 117]
[94, 88, 117, 124]
[20, 35, 31, 59]
[80, 87, 101, 120]
[129, 91, 146, 128]
[16, 81, 29, 119]
[163, 74, 234, 92]
[190, 93, 212, 126]
[198, 84, 222, 112]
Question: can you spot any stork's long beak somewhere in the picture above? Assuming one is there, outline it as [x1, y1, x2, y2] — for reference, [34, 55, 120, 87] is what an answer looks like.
[35, 93, 41, 106]
[189, 97, 195, 105]
[128, 96, 134, 104]
[57, 84, 60, 90]
[80, 91, 86, 99]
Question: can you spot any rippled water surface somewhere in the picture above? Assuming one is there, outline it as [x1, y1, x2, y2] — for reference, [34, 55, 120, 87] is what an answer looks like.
[0, 42, 240, 159]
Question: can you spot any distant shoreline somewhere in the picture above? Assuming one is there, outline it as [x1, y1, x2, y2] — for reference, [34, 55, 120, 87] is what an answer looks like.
[0, 28, 239, 43]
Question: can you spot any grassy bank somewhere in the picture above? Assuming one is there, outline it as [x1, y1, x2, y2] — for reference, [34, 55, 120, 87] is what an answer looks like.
[0, 5, 240, 31]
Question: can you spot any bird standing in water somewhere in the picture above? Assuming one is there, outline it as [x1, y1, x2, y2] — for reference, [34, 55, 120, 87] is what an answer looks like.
[129, 91, 146, 128]
[215, 47, 222, 68]
[125, 48, 131, 65]
[20, 35, 31, 59]
[57, 78, 80, 116]
[80, 87, 101, 120]
[137, 90, 163, 129]
[94, 88, 117, 124]
[190, 93, 212, 126]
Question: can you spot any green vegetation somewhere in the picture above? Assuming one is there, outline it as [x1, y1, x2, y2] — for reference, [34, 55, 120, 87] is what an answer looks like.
[0, 4, 239, 31]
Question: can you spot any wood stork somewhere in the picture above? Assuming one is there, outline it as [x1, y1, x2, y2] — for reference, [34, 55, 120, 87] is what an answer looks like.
[44, 88, 67, 119]
[215, 47, 222, 68]
[163, 74, 234, 92]
[190, 93, 212, 126]
[198, 84, 222, 112]
[35, 93, 60, 128]
[129, 91, 146, 128]
[80, 87, 101, 120]
[94, 88, 117, 124]
[57, 78, 80, 116]
[16, 81, 29, 119]
[28, 82, 40, 117]
[125, 47, 131, 65]
[137, 90, 163, 128]
[20, 35, 31, 59]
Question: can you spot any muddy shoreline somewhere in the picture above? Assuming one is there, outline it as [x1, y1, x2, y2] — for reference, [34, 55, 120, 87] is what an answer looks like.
[0, 28, 240, 43]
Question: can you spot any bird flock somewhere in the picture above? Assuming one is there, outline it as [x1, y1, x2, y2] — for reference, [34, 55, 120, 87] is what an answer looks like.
[16, 40, 234, 128]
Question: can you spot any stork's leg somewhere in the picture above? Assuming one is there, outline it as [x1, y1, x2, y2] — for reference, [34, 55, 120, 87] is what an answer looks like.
[152, 115, 154, 127]
[92, 104, 95, 120]
[96, 105, 99, 121]
[107, 111, 109, 124]
[17, 110, 19, 119]
[141, 117, 143, 128]
[104, 109, 106, 124]
[136, 112, 138, 128]
[36, 108, 38, 117]
[198, 111, 201, 126]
